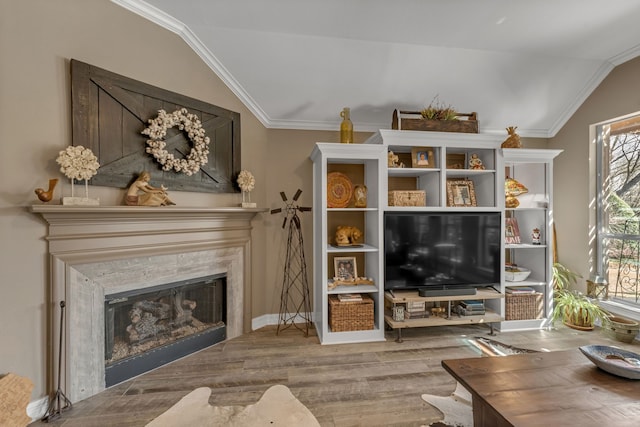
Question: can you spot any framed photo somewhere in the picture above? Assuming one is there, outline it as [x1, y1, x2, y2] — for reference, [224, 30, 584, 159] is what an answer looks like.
[446, 153, 466, 169]
[411, 147, 435, 168]
[505, 217, 521, 244]
[446, 179, 477, 207]
[334, 256, 358, 281]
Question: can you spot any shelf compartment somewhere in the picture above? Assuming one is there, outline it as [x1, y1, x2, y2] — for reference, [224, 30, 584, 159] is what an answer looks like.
[384, 310, 502, 329]
[505, 292, 544, 321]
[329, 294, 374, 332]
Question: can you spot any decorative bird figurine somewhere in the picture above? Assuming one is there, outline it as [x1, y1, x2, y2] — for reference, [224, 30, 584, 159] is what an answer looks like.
[35, 178, 59, 203]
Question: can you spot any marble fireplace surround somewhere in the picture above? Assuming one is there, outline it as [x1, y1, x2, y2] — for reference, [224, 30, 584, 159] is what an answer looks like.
[32, 205, 264, 402]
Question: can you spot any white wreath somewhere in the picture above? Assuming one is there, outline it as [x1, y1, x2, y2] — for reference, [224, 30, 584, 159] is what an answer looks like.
[142, 108, 210, 176]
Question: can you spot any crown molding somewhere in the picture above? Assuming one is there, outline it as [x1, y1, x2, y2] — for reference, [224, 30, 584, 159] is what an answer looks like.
[111, 0, 272, 127]
[547, 61, 615, 138]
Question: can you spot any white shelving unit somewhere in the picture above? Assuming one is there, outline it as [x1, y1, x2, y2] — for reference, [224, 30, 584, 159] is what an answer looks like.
[310, 133, 561, 343]
[310, 143, 386, 344]
[501, 148, 562, 331]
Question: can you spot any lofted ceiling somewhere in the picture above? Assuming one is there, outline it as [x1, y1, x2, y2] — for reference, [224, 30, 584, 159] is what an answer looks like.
[114, 0, 640, 137]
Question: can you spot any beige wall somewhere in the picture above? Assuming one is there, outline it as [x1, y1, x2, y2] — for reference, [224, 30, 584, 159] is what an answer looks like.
[262, 130, 373, 316]
[551, 56, 640, 290]
[0, 0, 274, 403]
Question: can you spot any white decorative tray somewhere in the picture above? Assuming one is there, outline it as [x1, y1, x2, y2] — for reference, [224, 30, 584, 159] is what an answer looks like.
[579, 345, 640, 379]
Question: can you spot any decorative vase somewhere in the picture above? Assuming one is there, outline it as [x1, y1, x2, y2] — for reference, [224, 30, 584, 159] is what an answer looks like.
[354, 185, 367, 208]
[340, 107, 353, 144]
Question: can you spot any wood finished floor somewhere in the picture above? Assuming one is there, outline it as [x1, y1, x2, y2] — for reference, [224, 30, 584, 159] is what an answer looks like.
[32, 323, 638, 427]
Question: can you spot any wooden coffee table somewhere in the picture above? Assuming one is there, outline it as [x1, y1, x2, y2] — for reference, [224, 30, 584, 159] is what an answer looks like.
[442, 348, 640, 427]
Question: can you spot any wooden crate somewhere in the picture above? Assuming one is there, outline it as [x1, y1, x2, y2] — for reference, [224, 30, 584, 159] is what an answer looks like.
[329, 295, 374, 332]
[505, 293, 543, 321]
[392, 109, 478, 133]
[388, 190, 426, 207]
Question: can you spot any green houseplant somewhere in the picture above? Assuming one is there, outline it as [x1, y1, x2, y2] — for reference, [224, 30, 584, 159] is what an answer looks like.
[550, 262, 609, 330]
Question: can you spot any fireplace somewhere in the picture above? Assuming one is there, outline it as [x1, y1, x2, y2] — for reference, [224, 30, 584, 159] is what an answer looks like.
[32, 206, 263, 402]
[104, 274, 226, 387]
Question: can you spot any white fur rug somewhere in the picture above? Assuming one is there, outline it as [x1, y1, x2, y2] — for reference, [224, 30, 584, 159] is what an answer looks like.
[422, 382, 473, 427]
[421, 338, 537, 427]
[146, 384, 320, 427]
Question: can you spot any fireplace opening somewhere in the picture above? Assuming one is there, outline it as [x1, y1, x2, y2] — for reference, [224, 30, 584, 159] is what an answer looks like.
[104, 273, 226, 386]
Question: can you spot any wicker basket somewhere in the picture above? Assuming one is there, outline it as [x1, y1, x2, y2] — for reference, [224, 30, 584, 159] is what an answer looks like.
[505, 292, 543, 321]
[329, 295, 374, 332]
[388, 190, 426, 207]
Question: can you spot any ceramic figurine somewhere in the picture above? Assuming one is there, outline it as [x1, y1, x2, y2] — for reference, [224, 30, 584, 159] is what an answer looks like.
[335, 225, 362, 246]
[468, 153, 485, 170]
[125, 171, 175, 206]
[532, 228, 541, 245]
[35, 178, 59, 202]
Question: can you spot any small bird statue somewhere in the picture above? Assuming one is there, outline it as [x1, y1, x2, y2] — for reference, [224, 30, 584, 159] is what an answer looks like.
[35, 178, 59, 203]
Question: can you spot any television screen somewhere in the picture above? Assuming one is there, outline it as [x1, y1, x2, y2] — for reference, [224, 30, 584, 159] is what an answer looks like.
[384, 211, 501, 291]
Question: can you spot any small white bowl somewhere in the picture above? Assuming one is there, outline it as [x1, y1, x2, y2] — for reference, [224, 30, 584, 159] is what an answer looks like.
[505, 267, 531, 282]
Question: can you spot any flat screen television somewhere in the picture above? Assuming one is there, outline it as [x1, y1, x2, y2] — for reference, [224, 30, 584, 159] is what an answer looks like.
[384, 211, 501, 293]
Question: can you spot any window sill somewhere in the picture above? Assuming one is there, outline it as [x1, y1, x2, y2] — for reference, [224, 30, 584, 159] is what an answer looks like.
[599, 299, 640, 322]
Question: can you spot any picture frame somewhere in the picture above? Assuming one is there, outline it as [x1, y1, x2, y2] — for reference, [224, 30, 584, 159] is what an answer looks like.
[334, 256, 358, 281]
[411, 147, 436, 168]
[505, 217, 521, 244]
[446, 179, 477, 207]
[446, 153, 466, 169]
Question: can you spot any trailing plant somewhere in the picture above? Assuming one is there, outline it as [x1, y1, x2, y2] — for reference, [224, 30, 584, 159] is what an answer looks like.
[552, 262, 580, 292]
[550, 289, 609, 328]
[551, 262, 609, 329]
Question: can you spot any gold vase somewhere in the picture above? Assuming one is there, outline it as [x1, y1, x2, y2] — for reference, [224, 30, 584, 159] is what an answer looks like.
[340, 107, 353, 144]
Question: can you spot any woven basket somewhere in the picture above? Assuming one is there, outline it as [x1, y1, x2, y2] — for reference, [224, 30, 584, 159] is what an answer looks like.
[329, 295, 374, 332]
[505, 293, 543, 321]
[388, 190, 426, 207]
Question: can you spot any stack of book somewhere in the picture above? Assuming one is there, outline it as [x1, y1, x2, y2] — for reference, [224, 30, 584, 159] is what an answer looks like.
[455, 300, 486, 316]
[405, 301, 429, 319]
[337, 293, 363, 302]
[505, 286, 536, 294]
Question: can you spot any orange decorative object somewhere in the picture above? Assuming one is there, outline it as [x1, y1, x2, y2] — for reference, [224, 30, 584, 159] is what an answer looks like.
[327, 172, 353, 208]
[34, 178, 59, 203]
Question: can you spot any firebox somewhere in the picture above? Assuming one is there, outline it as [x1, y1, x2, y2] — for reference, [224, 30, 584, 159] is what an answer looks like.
[104, 273, 226, 386]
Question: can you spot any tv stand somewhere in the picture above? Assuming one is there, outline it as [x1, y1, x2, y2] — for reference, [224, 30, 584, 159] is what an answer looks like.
[384, 288, 503, 342]
[418, 287, 476, 297]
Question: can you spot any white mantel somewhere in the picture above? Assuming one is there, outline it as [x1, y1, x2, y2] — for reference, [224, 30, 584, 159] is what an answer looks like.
[31, 205, 265, 401]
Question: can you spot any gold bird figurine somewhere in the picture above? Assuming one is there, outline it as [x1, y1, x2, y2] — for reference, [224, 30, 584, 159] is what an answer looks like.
[35, 178, 59, 203]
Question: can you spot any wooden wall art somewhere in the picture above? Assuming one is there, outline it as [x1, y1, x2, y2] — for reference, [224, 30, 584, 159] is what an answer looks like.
[71, 59, 241, 193]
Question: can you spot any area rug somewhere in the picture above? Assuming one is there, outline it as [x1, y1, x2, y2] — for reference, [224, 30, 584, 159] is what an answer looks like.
[422, 337, 538, 427]
[422, 382, 473, 427]
[146, 384, 320, 427]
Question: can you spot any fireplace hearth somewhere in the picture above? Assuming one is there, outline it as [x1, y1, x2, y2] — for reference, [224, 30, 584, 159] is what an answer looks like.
[104, 274, 226, 386]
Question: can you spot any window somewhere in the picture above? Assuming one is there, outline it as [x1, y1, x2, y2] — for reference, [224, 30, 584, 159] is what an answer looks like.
[596, 113, 640, 306]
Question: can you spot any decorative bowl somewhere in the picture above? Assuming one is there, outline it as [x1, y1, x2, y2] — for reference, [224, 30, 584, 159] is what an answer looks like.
[579, 345, 640, 379]
[505, 267, 531, 282]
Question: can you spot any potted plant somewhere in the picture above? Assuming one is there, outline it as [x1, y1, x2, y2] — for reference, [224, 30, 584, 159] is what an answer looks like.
[550, 262, 609, 330]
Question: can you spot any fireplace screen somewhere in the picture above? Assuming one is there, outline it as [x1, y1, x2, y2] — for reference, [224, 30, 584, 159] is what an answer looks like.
[104, 274, 226, 386]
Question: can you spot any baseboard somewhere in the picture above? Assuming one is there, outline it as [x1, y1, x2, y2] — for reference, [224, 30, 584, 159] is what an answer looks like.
[251, 312, 314, 331]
